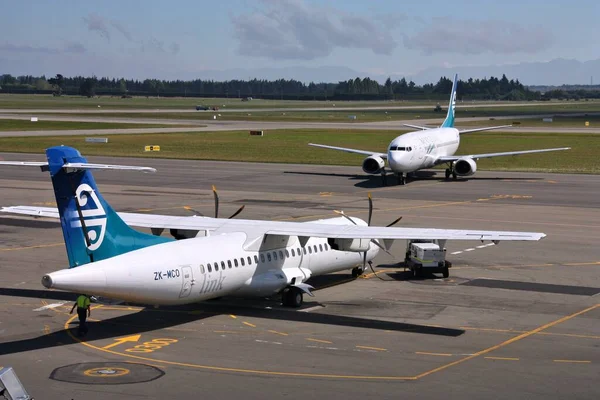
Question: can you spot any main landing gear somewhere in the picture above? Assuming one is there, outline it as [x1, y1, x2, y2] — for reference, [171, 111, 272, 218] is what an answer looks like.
[445, 163, 457, 180]
[351, 266, 364, 278]
[396, 173, 406, 185]
[281, 286, 303, 308]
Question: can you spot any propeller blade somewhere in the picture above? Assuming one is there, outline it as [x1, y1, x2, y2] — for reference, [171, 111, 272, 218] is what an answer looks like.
[334, 210, 357, 225]
[184, 206, 204, 216]
[367, 192, 373, 226]
[228, 205, 245, 219]
[370, 239, 396, 259]
[212, 185, 219, 218]
[385, 216, 403, 228]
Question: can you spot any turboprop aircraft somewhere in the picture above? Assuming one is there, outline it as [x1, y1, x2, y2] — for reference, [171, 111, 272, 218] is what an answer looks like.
[0, 146, 547, 307]
[309, 74, 570, 185]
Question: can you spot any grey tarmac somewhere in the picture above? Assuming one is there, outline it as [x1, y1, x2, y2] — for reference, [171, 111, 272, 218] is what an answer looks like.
[0, 155, 599, 400]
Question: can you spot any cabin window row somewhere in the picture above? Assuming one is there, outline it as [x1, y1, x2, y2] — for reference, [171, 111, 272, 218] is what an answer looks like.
[199, 243, 331, 274]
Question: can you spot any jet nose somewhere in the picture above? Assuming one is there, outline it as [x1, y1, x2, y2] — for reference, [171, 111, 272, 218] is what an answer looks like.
[42, 267, 107, 293]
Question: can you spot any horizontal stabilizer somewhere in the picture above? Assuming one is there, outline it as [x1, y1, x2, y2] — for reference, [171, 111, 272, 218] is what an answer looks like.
[0, 161, 155, 173]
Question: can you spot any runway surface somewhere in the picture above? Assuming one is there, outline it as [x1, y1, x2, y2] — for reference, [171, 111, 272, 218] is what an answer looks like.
[1, 155, 599, 399]
[1, 113, 599, 136]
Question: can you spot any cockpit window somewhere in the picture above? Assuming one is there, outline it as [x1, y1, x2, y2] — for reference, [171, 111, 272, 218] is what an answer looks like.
[390, 146, 407, 151]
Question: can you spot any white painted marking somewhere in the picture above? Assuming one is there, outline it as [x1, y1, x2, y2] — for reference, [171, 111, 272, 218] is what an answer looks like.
[300, 305, 323, 313]
[33, 302, 66, 311]
[451, 251, 463, 255]
[255, 340, 282, 345]
[464, 248, 475, 252]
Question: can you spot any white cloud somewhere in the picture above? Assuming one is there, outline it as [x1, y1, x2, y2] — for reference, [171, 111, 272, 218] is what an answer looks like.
[231, 0, 397, 60]
[0, 42, 86, 54]
[404, 18, 554, 55]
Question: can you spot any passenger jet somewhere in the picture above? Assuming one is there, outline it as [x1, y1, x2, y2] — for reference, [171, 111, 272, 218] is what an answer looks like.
[309, 74, 570, 185]
[1, 146, 546, 308]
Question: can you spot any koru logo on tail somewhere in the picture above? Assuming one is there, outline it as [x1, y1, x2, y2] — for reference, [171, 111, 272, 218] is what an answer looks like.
[70, 183, 107, 251]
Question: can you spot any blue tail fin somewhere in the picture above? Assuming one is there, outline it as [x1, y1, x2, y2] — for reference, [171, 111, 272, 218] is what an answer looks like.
[46, 146, 172, 268]
[441, 74, 458, 128]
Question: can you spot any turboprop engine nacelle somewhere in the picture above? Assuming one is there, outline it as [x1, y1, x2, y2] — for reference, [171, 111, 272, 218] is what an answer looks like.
[328, 237, 370, 252]
[454, 157, 477, 177]
[362, 155, 385, 174]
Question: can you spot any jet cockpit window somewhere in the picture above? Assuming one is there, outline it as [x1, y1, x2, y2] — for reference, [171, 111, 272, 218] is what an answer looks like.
[390, 146, 407, 151]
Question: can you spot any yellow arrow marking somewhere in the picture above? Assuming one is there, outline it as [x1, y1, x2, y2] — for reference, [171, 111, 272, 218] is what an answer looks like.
[102, 334, 142, 350]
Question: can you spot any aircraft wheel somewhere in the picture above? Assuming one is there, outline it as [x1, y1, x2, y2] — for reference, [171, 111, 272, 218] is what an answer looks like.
[442, 268, 449, 278]
[351, 267, 363, 278]
[282, 287, 303, 308]
[452, 171, 458, 180]
[412, 268, 420, 278]
[445, 168, 451, 180]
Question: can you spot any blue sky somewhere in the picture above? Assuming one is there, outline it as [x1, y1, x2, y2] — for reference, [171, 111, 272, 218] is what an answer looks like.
[1, 0, 598, 81]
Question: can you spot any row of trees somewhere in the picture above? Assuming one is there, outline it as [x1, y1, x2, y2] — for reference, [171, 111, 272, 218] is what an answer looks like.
[1, 73, 598, 100]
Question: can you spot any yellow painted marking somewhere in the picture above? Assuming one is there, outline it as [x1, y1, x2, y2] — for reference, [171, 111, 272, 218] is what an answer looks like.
[485, 357, 519, 361]
[65, 312, 415, 380]
[243, 321, 256, 328]
[360, 268, 396, 279]
[553, 360, 591, 364]
[476, 198, 490, 201]
[229, 314, 237, 319]
[268, 330, 289, 336]
[0, 242, 62, 252]
[84, 367, 130, 377]
[356, 345, 387, 351]
[103, 334, 142, 350]
[306, 338, 332, 344]
[564, 261, 600, 266]
[43, 325, 51, 335]
[416, 352, 453, 357]
[414, 304, 600, 380]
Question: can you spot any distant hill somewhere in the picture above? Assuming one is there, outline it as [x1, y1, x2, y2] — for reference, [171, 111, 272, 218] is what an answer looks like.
[189, 58, 600, 86]
[405, 58, 600, 86]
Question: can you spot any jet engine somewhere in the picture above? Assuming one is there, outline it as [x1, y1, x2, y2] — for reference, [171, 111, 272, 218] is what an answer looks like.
[454, 157, 477, 177]
[362, 156, 385, 174]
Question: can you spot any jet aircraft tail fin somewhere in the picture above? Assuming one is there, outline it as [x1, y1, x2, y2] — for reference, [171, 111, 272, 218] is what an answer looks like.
[44, 146, 172, 268]
[441, 73, 458, 128]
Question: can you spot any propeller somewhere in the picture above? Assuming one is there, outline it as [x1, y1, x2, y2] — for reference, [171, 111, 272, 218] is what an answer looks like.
[184, 185, 245, 219]
[334, 192, 402, 279]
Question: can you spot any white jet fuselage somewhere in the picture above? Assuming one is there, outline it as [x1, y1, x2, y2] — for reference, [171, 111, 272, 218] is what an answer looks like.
[44, 217, 379, 305]
[387, 128, 460, 173]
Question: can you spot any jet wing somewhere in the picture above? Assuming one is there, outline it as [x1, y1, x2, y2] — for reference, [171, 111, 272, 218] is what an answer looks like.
[458, 125, 513, 134]
[1, 206, 545, 241]
[308, 143, 387, 159]
[436, 147, 571, 163]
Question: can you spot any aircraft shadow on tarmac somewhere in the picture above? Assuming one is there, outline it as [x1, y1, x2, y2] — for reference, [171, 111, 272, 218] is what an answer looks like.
[283, 170, 544, 188]
[0, 284, 464, 356]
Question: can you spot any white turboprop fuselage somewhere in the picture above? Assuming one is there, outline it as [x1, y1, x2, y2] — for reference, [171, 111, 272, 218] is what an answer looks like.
[387, 128, 460, 173]
[43, 216, 378, 305]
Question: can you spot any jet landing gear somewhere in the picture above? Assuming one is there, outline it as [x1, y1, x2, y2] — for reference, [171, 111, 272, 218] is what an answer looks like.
[445, 164, 457, 180]
[281, 286, 303, 308]
[396, 173, 406, 185]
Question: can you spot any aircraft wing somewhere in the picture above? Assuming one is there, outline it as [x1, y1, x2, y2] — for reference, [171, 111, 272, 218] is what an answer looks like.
[458, 125, 513, 134]
[436, 147, 571, 163]
[308, 143, 387, 159]
[403, 124, 432, 130]
[1, 206, 545, 241]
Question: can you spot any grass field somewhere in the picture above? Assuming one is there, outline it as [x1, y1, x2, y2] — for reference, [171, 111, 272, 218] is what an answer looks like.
[0, 130, 594, 173]
[0, 94, 422, 110]
[0, 119, 179, 131]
